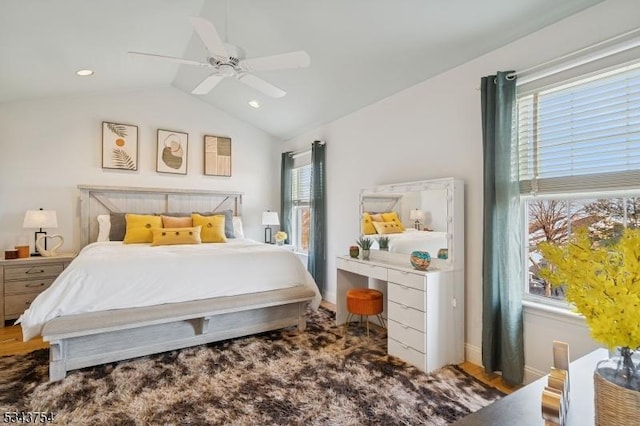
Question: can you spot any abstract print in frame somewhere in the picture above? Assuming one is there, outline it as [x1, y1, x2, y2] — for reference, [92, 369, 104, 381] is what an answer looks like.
[204, 135, 231, 177]
[102, 122, 138, 171]
[157, 129, 188, 175]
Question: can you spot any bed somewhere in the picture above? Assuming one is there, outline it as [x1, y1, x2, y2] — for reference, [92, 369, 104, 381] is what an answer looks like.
[18, 185, 320, 381]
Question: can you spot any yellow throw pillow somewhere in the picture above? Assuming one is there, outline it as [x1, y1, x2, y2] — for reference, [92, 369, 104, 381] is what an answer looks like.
[161, 215, 193, 228]
[372, 221, 403, 235]
[151, 226, 202, 246]
[382, 212, 406, 231]
[123, 214, 163, 244]
[192, 214, 227, 243]
[361, 213, 377, 235]
[370, 213, 384, 222]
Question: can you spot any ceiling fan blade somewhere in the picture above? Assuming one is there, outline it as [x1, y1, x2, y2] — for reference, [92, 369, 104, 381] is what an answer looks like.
[128, 51, 209, 67]
[189, 17, 229, 59]
[237, 74, 286, 98]
[192, 74, 225, 95]
[240, 51, 310, 72]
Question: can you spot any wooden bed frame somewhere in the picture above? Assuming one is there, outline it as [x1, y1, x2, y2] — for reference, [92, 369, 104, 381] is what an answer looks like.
[42, 185, 316, 381]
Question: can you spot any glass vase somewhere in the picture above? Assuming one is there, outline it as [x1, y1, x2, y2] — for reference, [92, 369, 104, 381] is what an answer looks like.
[594, 347, 640, 425]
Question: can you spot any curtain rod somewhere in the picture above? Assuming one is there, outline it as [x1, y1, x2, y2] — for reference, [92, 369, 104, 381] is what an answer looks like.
[510, 27, 640, 85]
[288, 141, 325, 158]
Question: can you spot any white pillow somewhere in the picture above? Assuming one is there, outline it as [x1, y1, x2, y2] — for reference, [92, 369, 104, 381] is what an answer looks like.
[232, 216, 245, 239]
[97, 214, 111, 242]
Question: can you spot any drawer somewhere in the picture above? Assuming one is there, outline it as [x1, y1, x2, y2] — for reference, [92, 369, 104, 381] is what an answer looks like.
[388, 337, 426, 371]
[5, 277, 56, 295]
[5, 293, 39, 316]
[336, 257, 359, 274]
[388, 318, 425, 353]
[388, 269, 424, 290]
[388, 300, 425, 332]
[358, 263, 387, 280]
[4, 263, 64, 281]
[388, 282, 425, 311]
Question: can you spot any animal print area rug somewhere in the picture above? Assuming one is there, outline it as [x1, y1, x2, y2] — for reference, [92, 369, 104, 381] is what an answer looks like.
[0, 308, 503, 425]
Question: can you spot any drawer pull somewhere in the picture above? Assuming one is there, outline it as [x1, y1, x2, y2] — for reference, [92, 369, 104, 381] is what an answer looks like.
[26, 268, 45, 275]
[401, 304, 408, 309]
[26, 282, 46, 288]
[401, 324, 409, 329]
[401, 344, 409, 350]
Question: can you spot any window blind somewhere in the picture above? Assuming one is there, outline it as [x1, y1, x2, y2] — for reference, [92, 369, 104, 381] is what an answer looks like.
[291, 164, 311, 204]
[517, 62, 640, 194]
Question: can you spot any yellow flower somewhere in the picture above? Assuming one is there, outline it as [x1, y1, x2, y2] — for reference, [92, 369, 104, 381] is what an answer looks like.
[275, 231, 287, 242]
[539, 228, 640, 350]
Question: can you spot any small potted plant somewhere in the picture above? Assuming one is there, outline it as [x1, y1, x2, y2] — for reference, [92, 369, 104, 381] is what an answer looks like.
[356, 236, 373, 260]
[377, 236, 390, 251]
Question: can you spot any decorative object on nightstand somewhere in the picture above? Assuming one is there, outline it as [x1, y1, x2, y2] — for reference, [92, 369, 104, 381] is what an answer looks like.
[410, 209, 424, 230]
[349, 246, 359, 258]
[262, 211, 280, 244]
[377, 236, 389, 251]
[23, 209, 58, 256]
[539, 229, 640, 425]
[356, 236, 373, 260]
[437, 248, 448, 259]
[36, 234, 64, 257]
[409, 250, 431, 271]
[274, 231, 287, 246]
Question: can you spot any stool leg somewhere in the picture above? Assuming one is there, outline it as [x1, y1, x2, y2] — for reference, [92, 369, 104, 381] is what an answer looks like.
[377, 314, 386, 329]
[366, 316, 370, 338]
[344, 312, 352, 337]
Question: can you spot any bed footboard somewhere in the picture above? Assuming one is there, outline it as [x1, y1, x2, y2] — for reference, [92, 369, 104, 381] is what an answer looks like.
[43, 287, 315, 382]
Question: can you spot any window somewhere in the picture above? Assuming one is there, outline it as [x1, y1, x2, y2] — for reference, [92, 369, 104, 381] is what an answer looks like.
[517, 61, 640, 303]
[291, 163, 311, 252]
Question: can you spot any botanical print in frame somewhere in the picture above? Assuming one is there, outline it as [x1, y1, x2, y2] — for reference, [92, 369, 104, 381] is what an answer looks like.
[157, 129, 188, 175]
[204, 135, 232, 177]
[102, 122, 138, 170]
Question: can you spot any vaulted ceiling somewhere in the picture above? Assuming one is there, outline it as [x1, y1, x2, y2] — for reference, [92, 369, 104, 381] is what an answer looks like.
[0, 0, 601, 140]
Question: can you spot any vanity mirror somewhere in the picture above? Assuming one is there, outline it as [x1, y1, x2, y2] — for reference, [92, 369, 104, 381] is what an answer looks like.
[359, 177, 464, 269]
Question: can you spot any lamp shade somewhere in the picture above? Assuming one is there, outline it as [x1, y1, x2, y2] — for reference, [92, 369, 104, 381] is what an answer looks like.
[409, 209, 424, 221]
[23, 210, 58, 229]
[262, 211, 280, 226]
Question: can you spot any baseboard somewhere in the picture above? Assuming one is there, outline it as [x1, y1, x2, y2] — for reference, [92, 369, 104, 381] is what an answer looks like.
[523, 365, 546, 384]
[465, 343, 482, 365]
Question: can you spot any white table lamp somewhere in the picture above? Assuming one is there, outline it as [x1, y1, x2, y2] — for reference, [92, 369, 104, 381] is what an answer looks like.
[262, 211, 280, 244]
[23, 208, 58, 256]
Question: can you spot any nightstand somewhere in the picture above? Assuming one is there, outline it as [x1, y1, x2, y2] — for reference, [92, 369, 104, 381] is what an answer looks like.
[1, 254, 75, 326]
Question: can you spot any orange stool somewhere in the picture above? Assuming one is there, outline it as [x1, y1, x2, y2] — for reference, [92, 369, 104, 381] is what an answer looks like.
[345, 288, 385, 338]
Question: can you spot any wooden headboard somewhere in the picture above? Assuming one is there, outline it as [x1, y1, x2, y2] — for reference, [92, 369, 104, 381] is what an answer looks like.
[78, 185, 243, 248]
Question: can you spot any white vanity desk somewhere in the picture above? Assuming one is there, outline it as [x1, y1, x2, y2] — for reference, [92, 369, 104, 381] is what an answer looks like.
[336, 251, 464, 373]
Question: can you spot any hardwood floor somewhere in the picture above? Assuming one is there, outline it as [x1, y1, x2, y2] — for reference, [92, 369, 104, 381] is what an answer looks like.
[0, 323, 48, 356]
[1, 308, 518, 395]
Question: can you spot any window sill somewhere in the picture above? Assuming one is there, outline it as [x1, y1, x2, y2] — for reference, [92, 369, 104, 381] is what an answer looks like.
[522, 298, 586, 325]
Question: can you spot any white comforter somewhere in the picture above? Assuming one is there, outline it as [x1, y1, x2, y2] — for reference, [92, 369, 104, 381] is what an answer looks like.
[18, 240, 321, 341]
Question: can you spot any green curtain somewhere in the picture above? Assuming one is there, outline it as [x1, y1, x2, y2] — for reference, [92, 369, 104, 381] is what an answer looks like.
[280, 152, 293, 245]
[481, 71, 524, 385]
[308, 141, 326, 296]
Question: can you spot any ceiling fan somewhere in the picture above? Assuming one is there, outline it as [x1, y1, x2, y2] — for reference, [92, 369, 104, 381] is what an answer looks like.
[129, 17, 310, 98]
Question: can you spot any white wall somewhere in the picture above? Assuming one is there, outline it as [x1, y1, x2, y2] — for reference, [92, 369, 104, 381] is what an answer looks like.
[284, 0, 640, 380]
[0, 87, 281, 253]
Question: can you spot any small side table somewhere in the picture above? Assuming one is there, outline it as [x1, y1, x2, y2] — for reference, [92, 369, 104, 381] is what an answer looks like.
[1, 253, 75, 326]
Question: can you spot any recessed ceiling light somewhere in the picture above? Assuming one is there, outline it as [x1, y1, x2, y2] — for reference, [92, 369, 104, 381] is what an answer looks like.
[248, 100, 260, 109]
[76, 69, 94, 77]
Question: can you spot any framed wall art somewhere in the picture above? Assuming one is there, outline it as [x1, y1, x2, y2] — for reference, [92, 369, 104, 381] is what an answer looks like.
[102, 122, 138, 171]
[157, 129, 188, 175]
[204, 135, 232, 177]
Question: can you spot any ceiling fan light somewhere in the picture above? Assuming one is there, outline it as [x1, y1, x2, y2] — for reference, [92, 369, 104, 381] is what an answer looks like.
[76, 69, 94, 76]
[219, 64, 235, 77]
[249, 100, 260, 108]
